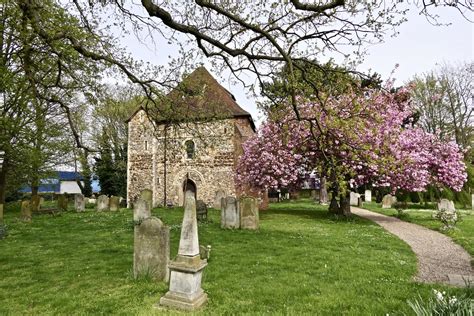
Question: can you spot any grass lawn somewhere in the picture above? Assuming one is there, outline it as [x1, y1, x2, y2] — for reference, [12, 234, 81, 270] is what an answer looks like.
[362, 202, 474, 257]
[0, 199, 471, 314]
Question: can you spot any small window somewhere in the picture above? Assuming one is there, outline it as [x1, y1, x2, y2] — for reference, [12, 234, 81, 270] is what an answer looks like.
[144, 140, 148, 151]
[224, 127, 227, 134]
[185, 140, 195, 159]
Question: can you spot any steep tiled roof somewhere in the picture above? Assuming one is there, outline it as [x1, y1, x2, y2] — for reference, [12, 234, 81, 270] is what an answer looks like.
[126, 67, 255, 130]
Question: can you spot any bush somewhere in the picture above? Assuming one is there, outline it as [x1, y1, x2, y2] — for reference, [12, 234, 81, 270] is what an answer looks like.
[0, 224, 8, 240]
[434, 210, 461, 231]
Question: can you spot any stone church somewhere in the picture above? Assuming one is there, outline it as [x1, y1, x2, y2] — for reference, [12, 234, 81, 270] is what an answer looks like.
[126, 67, 256, 208]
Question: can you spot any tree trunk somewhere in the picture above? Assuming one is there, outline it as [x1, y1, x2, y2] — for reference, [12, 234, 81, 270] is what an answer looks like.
[339, 194, 351, 216]
[319, 176, 328, 204]
[31, 182, 40, 212]
[328, 196, 339, 214]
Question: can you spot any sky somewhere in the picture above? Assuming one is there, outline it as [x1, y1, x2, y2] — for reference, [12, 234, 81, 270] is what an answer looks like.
[118, 4, 473, 127]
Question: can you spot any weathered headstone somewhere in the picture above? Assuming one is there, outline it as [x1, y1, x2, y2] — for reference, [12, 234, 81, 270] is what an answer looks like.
[437, 199, 455, 213]
[159, 192, 207, 311]
[74, 194, 85, 212]
[239, 196, 259, 230]
[134, 217, 170, 281]
[140, 189, 153, 209]
[196, 200, 208, 221]
[213, 189, 225, 210]
[364, 190, 372, 202]
[109, 195, 120, 211]
[0, 203, 4, 224]
[97, 195, 109, 211]
[20, 200, 32, 222]
[221, 196, 239, 229]
[382, 194, 396, 209]
[57, 194, 68, 211]
[39, 196, 45, 206]
[349, 192, 360, 206]
[472, 194, 474, 212]
[134, 198, 151, 222]
[88, 198, 96, 205]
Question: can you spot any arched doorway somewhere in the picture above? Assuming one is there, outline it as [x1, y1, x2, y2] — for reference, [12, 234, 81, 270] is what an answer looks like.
[183, 178, 197, 204]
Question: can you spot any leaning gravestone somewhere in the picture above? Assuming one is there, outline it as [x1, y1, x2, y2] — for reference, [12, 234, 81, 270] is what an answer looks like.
[213, 189, 225, 210]
[365, 190, 372, 202]
[134, 217, 170, 281]
[20, 200, 32, 222]
[57, 194, 68, 211]
[159, 192, 207, 311]
[239, 196, 259, 230]
[140, 189, 153, 209]
[74, 194, 85, 212]
[437, 199, 455, 213]
[382, 194, 396, 209]
[349, 192, 360, 206]
[196, 200, 208, 221]
[221, 196, 239, 229]
[134, 198, 151, 222]
[109, 195, 120, 211]
[97, 195, 109, 211]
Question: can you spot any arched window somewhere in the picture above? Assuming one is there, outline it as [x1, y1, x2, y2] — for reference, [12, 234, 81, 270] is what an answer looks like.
[185, 140, 195, 159]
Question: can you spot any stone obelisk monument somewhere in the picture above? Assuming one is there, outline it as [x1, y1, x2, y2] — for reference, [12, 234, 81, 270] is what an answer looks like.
[159, 191, 208, 311]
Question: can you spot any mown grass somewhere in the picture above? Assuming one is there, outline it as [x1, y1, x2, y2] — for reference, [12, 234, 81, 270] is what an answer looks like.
[362, 202, 474, 257]
[0, 199, 470, 314]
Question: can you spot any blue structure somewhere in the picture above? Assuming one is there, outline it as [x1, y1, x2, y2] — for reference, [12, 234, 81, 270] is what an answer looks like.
[19, 171, 100, 194]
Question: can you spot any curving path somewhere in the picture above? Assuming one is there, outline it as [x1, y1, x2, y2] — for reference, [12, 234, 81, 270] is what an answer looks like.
[351, 206, 473, 287]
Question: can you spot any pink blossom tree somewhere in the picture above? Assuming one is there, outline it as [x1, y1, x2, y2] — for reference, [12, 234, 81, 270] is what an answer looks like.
[236, 83, 467, 215]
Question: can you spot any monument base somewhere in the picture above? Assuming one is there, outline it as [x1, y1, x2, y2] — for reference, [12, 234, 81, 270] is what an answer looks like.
[158, 290, 207, 311]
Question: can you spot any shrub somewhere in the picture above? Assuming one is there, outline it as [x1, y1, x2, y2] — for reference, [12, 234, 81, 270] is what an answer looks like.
[434, 209, 461, 231]
[393, 201, 408, 218]
[0, 224, 8, 240]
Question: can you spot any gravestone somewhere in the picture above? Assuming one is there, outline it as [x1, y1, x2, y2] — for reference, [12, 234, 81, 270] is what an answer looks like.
[159, 192, 207, 311]
[140, 189, 153, 209]
[0, 203, 3, 224]
[57, 194, 68, 211]
[221, 196, 239, 229]
[39, 196, 45, 206]
[196, 200, 208, 221]
[310, 190, 318, 199]
[239, 196, 259, 230]
[213, 190, 225, 210]
[97, 195, 109, 211]
[349, 192, 360, 206]
[109, 195, 120, 211]
[437, 199, 455, 213]
[88, 198, 96, 205]
[75, 194, 85, 212]
[365, 190, 372, 202]
[134, 217, 170, 281]
[382, 194, 396, 209]
[134, 198, 151, 222]
[31, 195, 41, 212]
[471, 194, 474, 212]
[20, 200, 32, 222]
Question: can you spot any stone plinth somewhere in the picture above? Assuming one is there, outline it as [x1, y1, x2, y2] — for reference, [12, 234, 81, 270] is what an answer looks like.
[159, 193, 207, 311]
[134, 217, 170, 281]
[365, 190, 372, 202]
[221, 196, 239, 229]
[97, 195, 109, 211]
[382, 194, 396, 209]
[75, 194, 85, 212]
[109, 196, 120, 211]
[239, 197, 259, 230]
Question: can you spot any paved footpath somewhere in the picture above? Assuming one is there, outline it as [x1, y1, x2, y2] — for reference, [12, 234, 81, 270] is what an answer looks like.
[351, 206, 473, 287]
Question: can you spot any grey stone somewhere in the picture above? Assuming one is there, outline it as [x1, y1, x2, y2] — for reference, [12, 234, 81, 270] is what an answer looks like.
[437, 199, 455, 213]
[20, 201, 32, 222]
[134, 217, 170, 281]
[109, 195, 120, 211]
[382, 194, 396, 209]
[159, 192, 207, 311]
[196, 200, 207, 221]
[57, 194, 68, 211]
[74, 194, 85, 212]
[221, 196, 239, 229]
[239, 196, 259, 230]
[88, 198, 96, 205]
[365, 190, 372, 202]
[97, 195, 109, 211]
[134, 198, 151, 222]
[140, 189, 153, 209]
[350, 192, 360, 206]
[213, 189, 225, 210]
